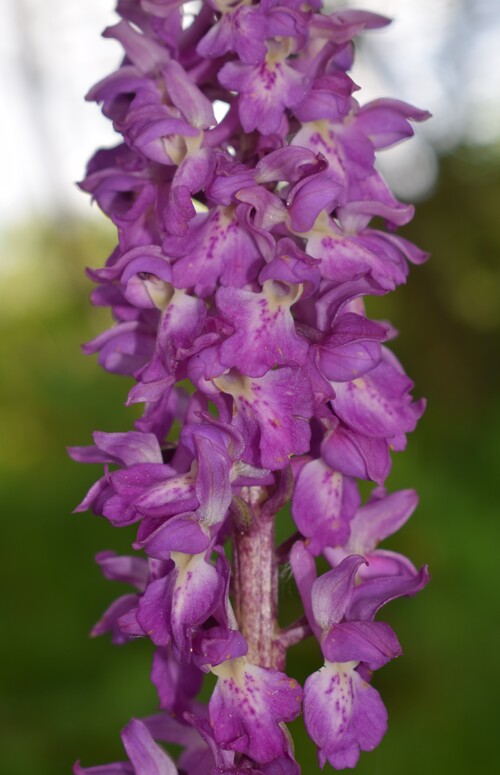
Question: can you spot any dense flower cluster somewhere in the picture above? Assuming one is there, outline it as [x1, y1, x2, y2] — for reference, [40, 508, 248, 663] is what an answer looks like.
[71, 0, 430, 771]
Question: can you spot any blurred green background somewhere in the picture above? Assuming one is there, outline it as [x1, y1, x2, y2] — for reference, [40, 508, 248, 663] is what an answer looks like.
[1, 146, 499, 774]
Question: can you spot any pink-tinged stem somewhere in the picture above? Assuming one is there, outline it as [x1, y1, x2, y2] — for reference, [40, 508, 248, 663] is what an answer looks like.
[233, 486, 285, 670]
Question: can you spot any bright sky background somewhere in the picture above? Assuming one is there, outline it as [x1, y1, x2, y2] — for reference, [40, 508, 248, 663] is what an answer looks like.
[1, 0, 499, 229]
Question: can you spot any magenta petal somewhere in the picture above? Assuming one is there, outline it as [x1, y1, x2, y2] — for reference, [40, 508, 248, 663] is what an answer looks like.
[331, 351, 423, 440]
[68, 445, 114, 465]
[162, 60, 215, 129]
[216, 282, 308, 377]
[87, 244, 168, 286]
[289, 540, 321, 639]
[197, 5, 267, 65]
[102, 20, 168, 73]
[137, 551, 226, 653]
[305, 219, 409, 290]
[349, 565, 430, 621]
[144, 515, 209, 556]
[347, 488, 419, 554]
[311, 555, 366, 630]
[169, 552, 224, 655]
[176, 713, 233, 773]
[192, 627, 248, 669]
[317, 313, 387, 382]
[325, 544, 418, 581]
[215, 367, 313, 469]
[382, 231, 430, 266]
[137, 575, 173, 647]
[209, 660, 302, 764]
[219, 59, 309, 135]
[156, 290, 206, 360]
[72, 473, 110, 514]
[127, 376, 175, 408]
[193, 434, 232, 528]
[235, 186, 287, 243]
[304, 662, 387, 770]
[309, 9, 389, 47]
[95, 551, 149, 591]
[83, 320, 155, 377]
[255, 146, 320, 186]
[127, 109, 199, 166]
[155, 710, 207, 751]
[358, 549, 417, 579]
[291, 460, 358, 552]
[288, 169, 344, 233]
[94, 431, 163, 466]
[91, 594, 139, 644]
[151, 645, 203, 714]
[356, 98, 431, 150]
[321, 621, 401, 669]
[167, 207, 262, 297]
[293, 72, 357, 122]
[164, 150, 217, 236]
[100, 492, 142, 527]
[321, 337, 382, 381]
[180, 415, 244, 461]
[262, 754, 300, 775]
[259, 238, 322, 299]
[342, 174, 415, 229]
[121, 717, 178, 774]
[111, 464, 197, 519]
[321, 422, 391, 485]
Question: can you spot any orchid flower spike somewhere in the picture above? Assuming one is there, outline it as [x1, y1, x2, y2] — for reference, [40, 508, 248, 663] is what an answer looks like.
[72, 1, 430, 771]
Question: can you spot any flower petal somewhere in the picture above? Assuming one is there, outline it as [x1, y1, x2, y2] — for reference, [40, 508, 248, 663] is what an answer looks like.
[209, 659, 302, 764]
[346, 488, 419, 555]
[121, 718, 178, 775]
[291, 460, 359, 553]
[311, 555, 366, 630]
[214, 368, 313, 470]
[321, 621, 401, 669]
[304, 662, 387, 770]
[348, 565, 430, 621]
[217, 282, 308, 378]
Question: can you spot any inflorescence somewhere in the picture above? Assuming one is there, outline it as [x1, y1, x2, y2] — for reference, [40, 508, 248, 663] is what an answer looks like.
[70, 1, 430, 771]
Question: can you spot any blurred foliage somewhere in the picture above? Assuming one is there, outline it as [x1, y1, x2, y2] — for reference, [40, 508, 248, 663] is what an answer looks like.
[1, 146, 500, 774]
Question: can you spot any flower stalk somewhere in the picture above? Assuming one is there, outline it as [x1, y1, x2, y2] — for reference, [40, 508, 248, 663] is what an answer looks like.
[233, 486, 284, 670]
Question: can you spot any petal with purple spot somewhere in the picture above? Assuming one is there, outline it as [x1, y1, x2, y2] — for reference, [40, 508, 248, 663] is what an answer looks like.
[217, 282, 308, 378]
[291, 460, 358, 553]
[167, 207, 262, 297]
[214, 368, 313, 469]
[209, 659, 302, 764]
[219, 57, 309, 136]
[303, 661, 387, 770]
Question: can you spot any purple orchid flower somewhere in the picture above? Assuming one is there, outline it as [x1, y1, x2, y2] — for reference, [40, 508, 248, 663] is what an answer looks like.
[290, 543, 428, 769]
[72, 0, 430, 770]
